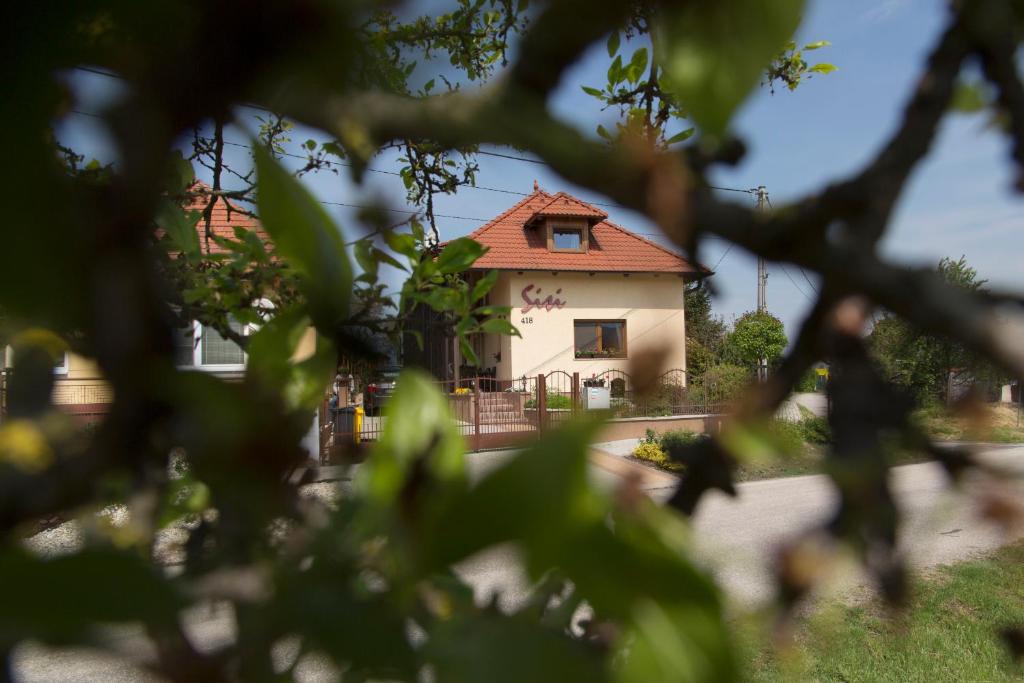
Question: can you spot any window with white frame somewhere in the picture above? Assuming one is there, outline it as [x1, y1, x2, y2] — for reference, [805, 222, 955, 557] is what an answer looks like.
[54, 352, 69, 375]
[174, 318, 249, 371]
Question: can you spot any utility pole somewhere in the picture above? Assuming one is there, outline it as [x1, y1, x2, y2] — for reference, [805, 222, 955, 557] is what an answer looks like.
[755, 185, 768, 314]
[755, 186, 769, 382]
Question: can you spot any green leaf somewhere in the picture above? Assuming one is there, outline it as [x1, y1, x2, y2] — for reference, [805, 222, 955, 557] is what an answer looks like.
[157, 202, 201, 259]
[655, 0, 806, 136]
[255, 147, 352, 330]
[627, 48, 649, 84]
[607, 31, 620, 58]
[665, 128, 695, 145]
[0, 547, 180, 642]
[424, 418, 601, 569]
[275, 561, 416, 677]
[356, 369, 466, 506]
[287, 335, 338, 411]
[426, 612, 608, 683]
[803, 40, 831, 50]
[478, 318, 519, 337]
[616, 601, 736, 683]
[247, 307, 334, 411]
[596, 124, 613, 141]
[165, 151, 195, 194]
[607, 55, 624, 85]
[384, 231, 419, 259]
[435, 237, 486, 274]
[459, 336, 479, 367]
[471, 270, 499, 302]
[581, 85, 604, 98]
[808, 62, 837, 75]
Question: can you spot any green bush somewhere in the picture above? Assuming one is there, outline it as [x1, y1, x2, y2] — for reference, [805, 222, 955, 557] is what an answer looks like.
[658, 429, 707, 454]
[800, 415, 832, 444]
[796, 368, 820, 393]
[689, 364, 752, 404]
[524, 392, 572, 409]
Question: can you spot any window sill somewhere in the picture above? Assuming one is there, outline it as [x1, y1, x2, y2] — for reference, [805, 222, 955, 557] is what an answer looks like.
[177, 364, 247, 374]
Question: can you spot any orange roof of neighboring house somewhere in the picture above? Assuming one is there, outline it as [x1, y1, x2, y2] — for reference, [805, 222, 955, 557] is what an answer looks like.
[461, 189, 706, 275]
[182, 182, 269, 254]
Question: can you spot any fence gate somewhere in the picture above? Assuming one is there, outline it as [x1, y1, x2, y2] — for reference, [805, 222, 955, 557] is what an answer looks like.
[322, 373, 589, 461]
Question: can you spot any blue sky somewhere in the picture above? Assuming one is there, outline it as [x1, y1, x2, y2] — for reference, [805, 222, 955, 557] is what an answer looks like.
[60, 0, 1024, 340]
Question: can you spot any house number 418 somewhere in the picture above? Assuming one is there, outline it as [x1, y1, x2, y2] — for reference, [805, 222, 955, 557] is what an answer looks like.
[520, 316, 533, 325]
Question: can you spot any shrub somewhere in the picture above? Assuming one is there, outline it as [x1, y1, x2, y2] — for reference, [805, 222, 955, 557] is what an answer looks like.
[524, 392, 572, 409]
[632, 441, 668, 467]
[658, 429, 707, 454]
[800, 415, 832, 444]
[689, 364, 752, 404]
[796, 368, 820, 393]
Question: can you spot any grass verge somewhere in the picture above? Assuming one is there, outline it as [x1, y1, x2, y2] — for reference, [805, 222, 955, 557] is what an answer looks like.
[740, 541, 1024, 682]
[915, 402, 1024, 443]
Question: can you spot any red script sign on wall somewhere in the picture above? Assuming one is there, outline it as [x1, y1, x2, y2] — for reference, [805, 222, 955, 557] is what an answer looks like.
[520, 284, 566, 313]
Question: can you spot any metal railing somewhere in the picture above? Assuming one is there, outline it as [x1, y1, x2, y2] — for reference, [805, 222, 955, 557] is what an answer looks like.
[321, 366, 739, 461]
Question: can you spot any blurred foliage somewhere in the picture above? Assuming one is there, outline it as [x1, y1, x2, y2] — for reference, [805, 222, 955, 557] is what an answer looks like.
[585, 2, 833, 145]
[1, 0, 1021, 681]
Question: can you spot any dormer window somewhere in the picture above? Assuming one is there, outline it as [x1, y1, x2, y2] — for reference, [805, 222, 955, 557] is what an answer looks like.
[548, 222, 588, 253]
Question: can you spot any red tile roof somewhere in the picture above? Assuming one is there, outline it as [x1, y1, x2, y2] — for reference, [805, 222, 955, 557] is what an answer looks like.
[462, 190, 707, 275]
[528, 192, 608, 222]
[183, 183, 269, 254]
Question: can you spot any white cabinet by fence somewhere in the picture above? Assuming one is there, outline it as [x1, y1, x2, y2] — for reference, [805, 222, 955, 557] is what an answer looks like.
[583, 386, 610, 410]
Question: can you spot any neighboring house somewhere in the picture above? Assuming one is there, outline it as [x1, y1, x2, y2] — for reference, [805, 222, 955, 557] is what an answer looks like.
[2, 186, 315, 422]
[406, 186, 708, 382]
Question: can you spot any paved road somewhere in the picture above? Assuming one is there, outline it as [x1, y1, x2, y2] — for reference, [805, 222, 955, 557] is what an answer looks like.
[12, 444, 1024, 681]
[690, 445, 1024, 605]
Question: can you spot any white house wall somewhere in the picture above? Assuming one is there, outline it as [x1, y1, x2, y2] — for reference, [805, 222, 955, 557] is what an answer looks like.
[499, 271, 687, 381]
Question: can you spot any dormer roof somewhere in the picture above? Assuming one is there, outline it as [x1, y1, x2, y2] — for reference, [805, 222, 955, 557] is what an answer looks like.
[527, 192, 608, 224]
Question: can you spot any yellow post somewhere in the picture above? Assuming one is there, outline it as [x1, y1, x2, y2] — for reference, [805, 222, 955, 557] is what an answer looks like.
[354, 406, 364, 444]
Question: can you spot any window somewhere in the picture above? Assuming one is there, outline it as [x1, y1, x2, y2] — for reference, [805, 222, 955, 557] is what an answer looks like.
[202, 319, 246, 365]
[175, 319, 248, 370]
[548, 223, 587, 253]
[574, 320, 627, 359]
[552, 227, 583, 251]
[54, 352, 69, 375]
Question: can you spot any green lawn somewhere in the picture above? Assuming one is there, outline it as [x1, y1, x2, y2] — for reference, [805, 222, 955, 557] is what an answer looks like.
[740, 542, 1024, 682]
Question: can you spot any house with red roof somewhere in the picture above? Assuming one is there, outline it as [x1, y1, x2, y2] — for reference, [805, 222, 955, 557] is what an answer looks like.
[413, 186, 708, 382]
[3, 187, 312, 422]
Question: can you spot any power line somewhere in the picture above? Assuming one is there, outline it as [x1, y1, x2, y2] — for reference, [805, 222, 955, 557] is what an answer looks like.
[475, 149, 546, 164]
[317, 200, 487, 222]
[798, 266, 819, 295]
[64, 103, 759, 238]
[70, 67, 761, 197]
[711, 244, 735, 271]
[778, 263, 813, 301]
